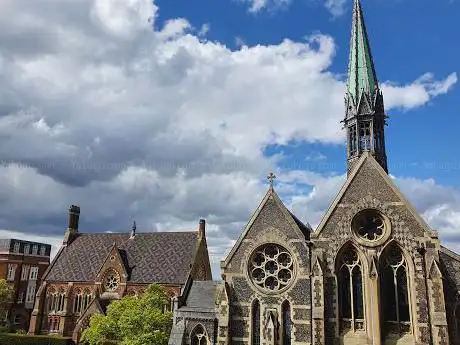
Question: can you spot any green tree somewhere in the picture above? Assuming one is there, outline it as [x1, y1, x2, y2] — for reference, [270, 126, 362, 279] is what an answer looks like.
[0, 279, 14, 330]
[81, 284, 172, 345]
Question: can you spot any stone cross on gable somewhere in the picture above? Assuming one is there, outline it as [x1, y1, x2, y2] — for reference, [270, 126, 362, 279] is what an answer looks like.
[267, 172, 276, 187]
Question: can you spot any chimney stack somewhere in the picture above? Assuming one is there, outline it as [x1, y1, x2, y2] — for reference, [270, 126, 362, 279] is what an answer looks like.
[64, 205, 80, 246]
[198, 219, 206, 239]
[68, 205, 80, 231]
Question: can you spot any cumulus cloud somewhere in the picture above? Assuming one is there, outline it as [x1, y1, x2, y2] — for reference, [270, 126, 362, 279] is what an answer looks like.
[382, 72, 458, 111]
[0, 0, 457, 278]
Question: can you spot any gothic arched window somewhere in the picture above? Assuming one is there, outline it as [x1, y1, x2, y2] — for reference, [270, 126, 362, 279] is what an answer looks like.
[82, 290, 92, 311]
[282, 300, 292, 345]
[73, 289, 83, 313]
[359, 121, 371, 151]
[57, 289, 66, 312]
[380, 244, 411, 335]
[190, 324, 208, 345]
[252, 300, 261, 345]
[337, 246, 364, 332]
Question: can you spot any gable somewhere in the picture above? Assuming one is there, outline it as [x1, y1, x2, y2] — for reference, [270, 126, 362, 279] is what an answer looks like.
[314, 153, 434, 245]
[222, 187, 310, 269]
[95, 244, 128, 284]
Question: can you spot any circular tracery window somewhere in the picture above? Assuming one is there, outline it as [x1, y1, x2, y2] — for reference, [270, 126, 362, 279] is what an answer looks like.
[249, 244, 294, 292]
[352, 209, 386, 242]
[104, 271, 119, 292]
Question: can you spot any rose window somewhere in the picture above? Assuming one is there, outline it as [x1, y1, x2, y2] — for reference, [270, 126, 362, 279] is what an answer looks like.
[352, 209, 386, 242]
[104, 271, 119, 292]
[249, 244, 294, 292]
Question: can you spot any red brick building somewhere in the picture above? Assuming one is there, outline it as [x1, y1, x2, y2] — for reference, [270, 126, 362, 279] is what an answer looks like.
[0, 238, 51, 331]
[28, 205, 212, 343]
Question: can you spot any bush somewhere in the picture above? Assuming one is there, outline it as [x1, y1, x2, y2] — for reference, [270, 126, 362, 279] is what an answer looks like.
[15, 329, 27, 335]
[0, 333, 74, 345]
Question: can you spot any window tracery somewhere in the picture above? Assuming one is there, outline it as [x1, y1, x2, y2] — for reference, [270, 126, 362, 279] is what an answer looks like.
[103, 270, 120, 292]
[249, 244, 294, 292]
[190, 324, 208, 345]
[380, 244, 411, 335]
[337, 246, 364, 333]
[352, 209, 386, 242]
[74, 289, 92, 313]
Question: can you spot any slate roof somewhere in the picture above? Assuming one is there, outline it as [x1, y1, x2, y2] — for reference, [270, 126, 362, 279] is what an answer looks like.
[179, 280, 221, 312]
[288, 210, 311, 240]
[45, 232, 198, 285]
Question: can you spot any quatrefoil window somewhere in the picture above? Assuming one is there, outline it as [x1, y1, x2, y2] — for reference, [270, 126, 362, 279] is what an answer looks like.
[249, 244, 294, 292]
[352, 209, 386, 242]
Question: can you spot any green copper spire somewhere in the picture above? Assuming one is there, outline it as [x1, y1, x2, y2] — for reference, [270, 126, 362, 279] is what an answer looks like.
[346, 0, 379, 105]
[343, 0, 388, 175]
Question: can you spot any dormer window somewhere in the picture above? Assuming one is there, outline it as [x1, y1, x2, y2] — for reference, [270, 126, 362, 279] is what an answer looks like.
[13, 242, 20, 253]
[32, 244, 38, 255]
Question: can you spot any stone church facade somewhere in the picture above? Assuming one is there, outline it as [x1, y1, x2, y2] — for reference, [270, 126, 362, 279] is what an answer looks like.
[169, 1, 460, 345]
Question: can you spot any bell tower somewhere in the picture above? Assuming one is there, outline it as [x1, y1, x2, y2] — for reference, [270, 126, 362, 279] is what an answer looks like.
[344, 0, 388, 174]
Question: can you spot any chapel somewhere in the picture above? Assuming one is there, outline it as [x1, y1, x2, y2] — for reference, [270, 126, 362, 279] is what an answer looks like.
[168, 1, 460, 345]
[28, 206, 212, 343]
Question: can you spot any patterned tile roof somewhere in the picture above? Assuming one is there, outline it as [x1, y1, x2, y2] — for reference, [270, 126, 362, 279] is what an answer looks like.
[179, 280, 221, 312]
[45, 232, 198, 285]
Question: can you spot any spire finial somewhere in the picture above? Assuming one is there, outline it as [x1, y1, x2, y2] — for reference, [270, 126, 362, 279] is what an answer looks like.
[130, 220, 136, 239]
[267, 172, 276, 188]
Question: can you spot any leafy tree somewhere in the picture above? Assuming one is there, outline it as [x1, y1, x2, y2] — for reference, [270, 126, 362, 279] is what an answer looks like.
[0, 279, 14, 326]
[81, 284, 172, 345]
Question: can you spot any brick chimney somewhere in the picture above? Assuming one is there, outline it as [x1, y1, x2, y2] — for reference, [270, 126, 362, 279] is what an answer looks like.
[63, 205, 80, 246]
[198, 219, 206, 240]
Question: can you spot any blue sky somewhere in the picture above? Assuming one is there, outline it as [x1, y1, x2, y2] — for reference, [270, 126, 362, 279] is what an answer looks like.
[159, 0, 460, 184]
[0, 0, 459, 277]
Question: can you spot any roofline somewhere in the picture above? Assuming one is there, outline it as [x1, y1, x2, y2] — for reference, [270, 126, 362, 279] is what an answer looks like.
[73, 231, 198, 236]
[440, 245, 460, 262]
[41, 245, 66, 282]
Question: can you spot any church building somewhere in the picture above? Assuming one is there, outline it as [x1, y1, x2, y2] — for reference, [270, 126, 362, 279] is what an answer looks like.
[28, 205, 212, 343]
[169, 1, 460, 345]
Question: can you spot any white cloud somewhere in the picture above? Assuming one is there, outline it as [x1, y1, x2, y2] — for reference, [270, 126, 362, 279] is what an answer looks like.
[324, 0, 347, 18]
[0, 0, 457, 279]
[239, 0, 291, 13]
[382, 72, 458, 111]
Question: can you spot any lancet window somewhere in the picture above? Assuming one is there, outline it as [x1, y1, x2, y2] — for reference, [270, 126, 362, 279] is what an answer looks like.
[359, 121, 371, 151]
[380, 244, 411, 334]
[349, 125, 357, 156]
[282, 300, 292, 345]
[338, 246, 364, 332]
[252, 299, 260, 345]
